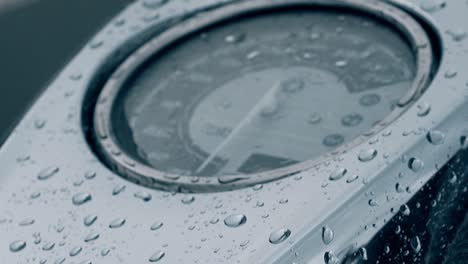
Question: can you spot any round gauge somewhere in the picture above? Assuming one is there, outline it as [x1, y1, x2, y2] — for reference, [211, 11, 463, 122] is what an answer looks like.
[93, 0, 433, 192]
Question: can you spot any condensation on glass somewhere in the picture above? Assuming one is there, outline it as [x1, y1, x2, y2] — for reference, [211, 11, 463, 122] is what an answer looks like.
[93, 0, 433, 191]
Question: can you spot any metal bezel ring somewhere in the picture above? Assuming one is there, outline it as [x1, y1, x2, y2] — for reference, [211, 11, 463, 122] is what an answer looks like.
[92, 0, 435, 193]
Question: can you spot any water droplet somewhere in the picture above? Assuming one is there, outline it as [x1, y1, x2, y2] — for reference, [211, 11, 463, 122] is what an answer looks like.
[368, 199, 379, 207]
[84, 215, 97, 227]
[30, 191, 41, 199]
[447, 29, 467, 42]
[341, 113, 363, 127]
[151, 221, 164, 231]
[109, 218, 126, 229]
[269, 228, 291, 244]
[323, 134, 344, 147]
[72, 192, 92, 206]
[400, 204, 411, 216]
[281, 78, 305, 93]
[335, 60, 348, 67]
[359, 247, 368, 261]
[84, 232, 100, 243]
[308, 112, 322, 124]
[322, 226, 334, 245]
[9, 240, 26, 252]
[37, 166, 59, 180]
[444, 70, 457, 79]
[224, 214, 247, 227]
[19, 218, 35, 226]
[149, 250, 165, 262]
[34, 119, 46, 129]
[224, 33, 246, 44]
[84, 171, 96, 180]
[279, 198, 288, 204]
[329, 168, 347, 181]
[142, 0, 168, 9]
[410, 236, 421, 253]
[101, 248, 111, 256]
[69, 246, 82, 257]
[89, 39, 104, 49]
[134, 191, 152, 202]
[181, 195, 195, 204]
[358, 149, 377, 162]
[346, 175, 359, 183]
[420, 0, 446, 12]
[324, 251, 339, 264]
[252, 184, 263, 191]
[416, 103, 431, 117]
[112, 184, 126, 195]
[42, 241, 55, 251]
[427, 130, 445, 145]
[408, 157, 424, 172]
[359, 93, 381, 107]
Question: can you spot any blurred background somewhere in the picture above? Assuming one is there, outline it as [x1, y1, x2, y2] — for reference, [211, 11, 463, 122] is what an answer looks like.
[0, 0, 132, 144]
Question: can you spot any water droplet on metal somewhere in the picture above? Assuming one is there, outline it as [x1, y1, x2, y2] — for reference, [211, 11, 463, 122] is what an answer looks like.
[224, 214, 247, 227]
[322, 226, 334, 245]
[84, 232, 100, 243]
[134, 191, 152, 202]
[37, 166, 59, 180]
[69, 246, 82, 257]
[72, 192, 92, 206]
[269, 228, 291, 244]
[42, 241, 55, 251]
[427, 130, 445, 145]
[84, 215, 97, 227]
[358, 149, 377, 162]
[416, 103, 431, 117]
[150, 221, 163, 231]
[149, 250, 165, 262]
[112, 184, 126, 195]
[109, 218, 126, 229]
[181, 195, 195, 204]
[329, 168, 347, 181]
[9, 240, 26, 252]
[420, 0, 446, 12]
[408, 157, 424, 172]
[84, 171, 96, 180]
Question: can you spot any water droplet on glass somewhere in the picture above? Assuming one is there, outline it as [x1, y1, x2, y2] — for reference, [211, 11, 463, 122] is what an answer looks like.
[224, 214, 247, 227]
[358, 149, 377, 162]
[268, 228, 291, 244]
[109, 218, 126, 229]
[224, 33, 246, 44]
[400, 204, 411, 216]
[346, 175, 359, 183]
[408, 157, 424, 172]
[368, 199, 379, 207]
[149, 250, 165, 262]
[101, 248, 111, 256]
[323, 134, 344, 147]
[252, 184, 263, 191]
[341, 113, 363, 127]
[37, 166, 59, 180]
[134, 191, 152, 202]
[9, 240, 26, 252]
[322, 226, 334, 245]
[34, 119, 46, 129]
[427, 130, 445, 145]
[279, 198, 288, 204]
[329, 168, 347, 181]
[72, 192, 92, 206]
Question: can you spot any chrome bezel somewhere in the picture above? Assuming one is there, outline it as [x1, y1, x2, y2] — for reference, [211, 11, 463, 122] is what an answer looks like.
[92, 0, 434, 192]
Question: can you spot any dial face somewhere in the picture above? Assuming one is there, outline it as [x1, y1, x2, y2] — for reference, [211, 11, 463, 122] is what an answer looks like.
[112, 8, 416, 178]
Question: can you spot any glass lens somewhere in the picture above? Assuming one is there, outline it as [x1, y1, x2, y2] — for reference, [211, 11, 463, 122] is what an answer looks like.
[113, 8, 416, 177]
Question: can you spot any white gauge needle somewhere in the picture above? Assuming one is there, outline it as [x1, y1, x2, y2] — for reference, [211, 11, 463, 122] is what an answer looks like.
[195, 81, 281, 174]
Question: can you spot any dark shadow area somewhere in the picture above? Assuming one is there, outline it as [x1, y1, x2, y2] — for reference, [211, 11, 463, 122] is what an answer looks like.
[0, 0, 133, 145]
